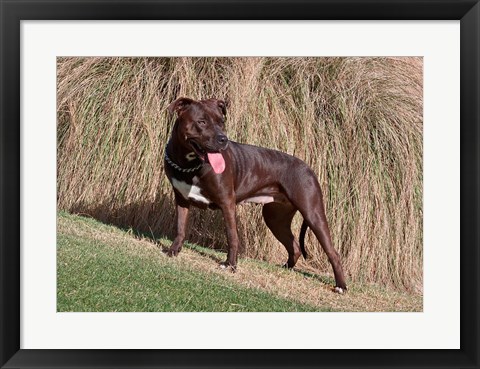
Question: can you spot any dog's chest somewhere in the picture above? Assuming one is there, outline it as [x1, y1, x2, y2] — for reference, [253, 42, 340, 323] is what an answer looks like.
[171, 177, 211, 204]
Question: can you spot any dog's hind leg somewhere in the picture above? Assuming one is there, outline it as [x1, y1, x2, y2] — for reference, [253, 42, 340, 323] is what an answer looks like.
[302, 203, 347, 291]
[262, 203, 301, 268]
[286, 175, 347, 291]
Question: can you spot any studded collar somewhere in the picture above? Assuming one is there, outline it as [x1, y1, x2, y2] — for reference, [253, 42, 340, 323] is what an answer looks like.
[164, 150, 203, 173]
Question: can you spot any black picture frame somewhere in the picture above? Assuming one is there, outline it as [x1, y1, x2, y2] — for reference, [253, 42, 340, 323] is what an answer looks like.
[1, 1, 479, 368]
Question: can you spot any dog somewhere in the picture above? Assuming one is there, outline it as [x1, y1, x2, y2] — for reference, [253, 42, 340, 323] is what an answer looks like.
[164, 97, 347, 293]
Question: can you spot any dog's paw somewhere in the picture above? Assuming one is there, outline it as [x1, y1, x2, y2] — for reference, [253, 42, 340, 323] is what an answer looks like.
[167, 248, 180, 257]
[219, 262, 237, 273]
[334, 286, 347, 294]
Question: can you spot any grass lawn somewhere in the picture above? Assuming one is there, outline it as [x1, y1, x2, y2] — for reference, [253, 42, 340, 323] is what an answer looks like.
[57, 212, 422, 312]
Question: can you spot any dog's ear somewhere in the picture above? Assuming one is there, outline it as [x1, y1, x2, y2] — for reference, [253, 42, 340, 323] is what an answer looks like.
[217, 99, 228, 116]
[168, 97, 194, 115]
[201, 98, 228, 116]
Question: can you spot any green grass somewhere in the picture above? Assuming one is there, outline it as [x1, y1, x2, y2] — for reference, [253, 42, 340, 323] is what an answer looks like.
[57, 211, 422, 312]
[57, 216, 324, 312]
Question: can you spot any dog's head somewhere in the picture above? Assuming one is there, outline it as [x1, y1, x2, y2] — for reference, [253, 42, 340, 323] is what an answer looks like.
[168, 97, 229, 173]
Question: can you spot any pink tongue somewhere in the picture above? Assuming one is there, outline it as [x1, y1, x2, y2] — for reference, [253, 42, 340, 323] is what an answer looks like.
[207, 153, 225, 174]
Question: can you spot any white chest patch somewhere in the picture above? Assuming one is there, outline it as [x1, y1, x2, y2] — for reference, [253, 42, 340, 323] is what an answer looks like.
[171, 178, 211, 204]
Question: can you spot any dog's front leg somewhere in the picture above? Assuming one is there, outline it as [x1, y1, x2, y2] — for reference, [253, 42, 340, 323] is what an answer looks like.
[167, 198, 190, 257]
[220, 202, 240, 271]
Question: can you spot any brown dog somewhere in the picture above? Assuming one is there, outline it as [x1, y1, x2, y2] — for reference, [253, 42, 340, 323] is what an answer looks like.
[164, 97, 347, 292]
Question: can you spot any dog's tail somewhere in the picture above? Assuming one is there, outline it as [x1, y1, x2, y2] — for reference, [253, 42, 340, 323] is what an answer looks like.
[299, 220, 308, 259]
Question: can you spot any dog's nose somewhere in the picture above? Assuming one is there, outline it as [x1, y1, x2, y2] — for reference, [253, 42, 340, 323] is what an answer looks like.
[217, 134, 228, 145]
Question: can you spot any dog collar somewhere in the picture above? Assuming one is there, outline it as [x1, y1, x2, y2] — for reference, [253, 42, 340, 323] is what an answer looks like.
[164, 151, 203, 173]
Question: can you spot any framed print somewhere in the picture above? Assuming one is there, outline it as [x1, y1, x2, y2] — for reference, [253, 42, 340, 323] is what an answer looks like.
[1, 0, 479, 368]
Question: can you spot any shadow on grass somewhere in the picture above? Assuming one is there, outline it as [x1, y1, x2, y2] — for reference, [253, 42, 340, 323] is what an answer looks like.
[156, 241, 225, 266]
[66, 199, 230, 264]
[69, 199, 175, 240]
[294, 269, 336, 287]
[68, 198, 228, 249]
